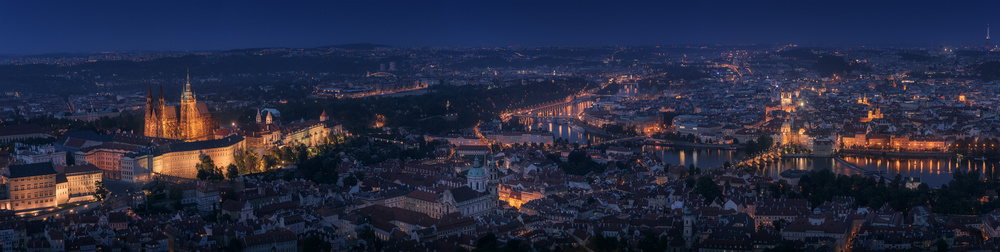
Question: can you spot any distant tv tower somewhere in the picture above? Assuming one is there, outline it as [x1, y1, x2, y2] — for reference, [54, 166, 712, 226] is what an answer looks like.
[988, 24, 991, 49]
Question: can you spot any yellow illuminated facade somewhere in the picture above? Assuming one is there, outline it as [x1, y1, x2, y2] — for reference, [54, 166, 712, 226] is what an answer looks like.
[144, 74, 217, 141]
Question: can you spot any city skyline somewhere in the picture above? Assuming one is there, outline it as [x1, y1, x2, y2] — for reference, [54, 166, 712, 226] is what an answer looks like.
[2, 0, 1000, 54]
[5, 2, 1000, 251]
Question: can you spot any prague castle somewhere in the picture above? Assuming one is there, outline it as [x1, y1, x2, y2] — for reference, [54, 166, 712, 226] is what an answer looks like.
[144, 73, 217, 141]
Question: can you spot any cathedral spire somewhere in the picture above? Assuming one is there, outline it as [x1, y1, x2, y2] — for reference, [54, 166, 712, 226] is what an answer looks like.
[145, 84, 154, 115]
[182, 69, 194, 101]
[146, 84, 153, 108]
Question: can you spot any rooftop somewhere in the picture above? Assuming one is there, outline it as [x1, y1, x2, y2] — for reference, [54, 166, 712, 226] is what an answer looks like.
[8, 162, 57, 178]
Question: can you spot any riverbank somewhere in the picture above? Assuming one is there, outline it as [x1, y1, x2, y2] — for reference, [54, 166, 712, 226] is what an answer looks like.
[839, 149, 954, 158]
[568, 118, 632, 139]
[783, 153, 833, 158]
[645, 139, 739, 150]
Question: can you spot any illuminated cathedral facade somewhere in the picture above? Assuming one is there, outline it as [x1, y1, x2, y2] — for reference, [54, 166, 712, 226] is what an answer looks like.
[144, 74, 217, 141]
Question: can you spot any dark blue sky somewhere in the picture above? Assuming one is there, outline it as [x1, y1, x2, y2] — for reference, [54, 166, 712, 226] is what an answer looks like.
[1, 0, 997, 54]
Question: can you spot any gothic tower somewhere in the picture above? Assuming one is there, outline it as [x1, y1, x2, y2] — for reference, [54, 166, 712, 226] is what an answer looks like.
[144, 84, 158, 137]
[181, 71, 198, 140]
[158, 84, 166, 137]
[142, 72, 217, 141]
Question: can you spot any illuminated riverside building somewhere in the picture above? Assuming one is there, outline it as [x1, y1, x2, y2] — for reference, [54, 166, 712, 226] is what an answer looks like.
[840, 133, 948, 151]
[487, 132, 554, 146]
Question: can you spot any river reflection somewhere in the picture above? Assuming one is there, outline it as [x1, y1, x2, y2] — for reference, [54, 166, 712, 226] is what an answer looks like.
[841, 155, 998, 187]
[527, 119, 992, 188]
[527, 121, 607, 145]
[641, 145, 858, 181]
[641, 145, 995, 187]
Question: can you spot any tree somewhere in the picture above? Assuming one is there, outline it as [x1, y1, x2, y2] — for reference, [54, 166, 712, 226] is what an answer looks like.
[262, 154, 277, 171]
[226, 164, 239, 180]
[502, 239, 530, 252]
[197, 168, 211, 181]
[556, 150, 605, 175]
[935, 238, 949, 252]
[474, 233, 498, 252]
[234, 149, 260, 174]
[696, 176, 722, 202]
[356, 226, 383, 251]
[590, 233, 621, 252]
[772, 219, 787, 232]
[342, 175, 358, 188]
[226, 237, 244, 252]
[94, 181, 108, 201]
[65, 151, 75, 165]
[300, 235, 331, 252]
[637, 231, 670, 252]
[197, 155, 219, 181]
[169, 188, 183, 201]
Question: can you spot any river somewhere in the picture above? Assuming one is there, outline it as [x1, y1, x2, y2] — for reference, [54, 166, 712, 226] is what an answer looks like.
[520, 85, 997, 187]
[532, 120, 993, 187]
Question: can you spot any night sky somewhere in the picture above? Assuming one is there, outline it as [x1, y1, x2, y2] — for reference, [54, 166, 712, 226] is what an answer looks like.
[1, 0, 997, 54]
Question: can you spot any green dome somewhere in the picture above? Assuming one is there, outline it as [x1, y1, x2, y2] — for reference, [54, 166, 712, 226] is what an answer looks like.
[468, 167, 486, 178]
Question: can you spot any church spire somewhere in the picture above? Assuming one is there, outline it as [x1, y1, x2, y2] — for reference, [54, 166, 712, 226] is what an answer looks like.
[181, 68, 194, 101]
[146, 84, 153, 107]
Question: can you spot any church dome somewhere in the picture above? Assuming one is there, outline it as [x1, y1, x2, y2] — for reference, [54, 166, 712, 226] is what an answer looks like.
[468, 167, 486, 179]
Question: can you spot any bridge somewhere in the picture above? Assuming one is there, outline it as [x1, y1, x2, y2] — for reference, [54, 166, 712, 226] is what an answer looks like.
[834, 156, 887, 177]
[502, 86, 601, 121]
[503, 96, 595, 122]
[582, 136, 646, 148]
[734, 149, 782, 168]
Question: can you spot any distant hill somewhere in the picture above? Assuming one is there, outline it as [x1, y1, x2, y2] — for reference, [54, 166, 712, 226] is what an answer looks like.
[813, 55, 862, 77]
[975, 61, 1000, 80]
[776, 48, 821, 61]
[321, 43, 392, 50]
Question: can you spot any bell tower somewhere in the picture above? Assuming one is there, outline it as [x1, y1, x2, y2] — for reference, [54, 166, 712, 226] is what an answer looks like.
[144, 84, 158, 137]
[486, 155, 500, 198]
[683, 204, 695, 247]
[180, 69, 199, 140]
